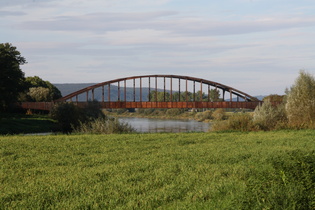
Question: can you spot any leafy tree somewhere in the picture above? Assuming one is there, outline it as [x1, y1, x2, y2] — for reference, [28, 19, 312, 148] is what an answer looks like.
[148, 91, 170, 102]
[0, 43, 26, 111]
[194, 90, 206, 101]
[21, 76, 62, 102]
[286, 70, 315, 127]
[28, 87, 51, 102]
[209, 89, 220, 101]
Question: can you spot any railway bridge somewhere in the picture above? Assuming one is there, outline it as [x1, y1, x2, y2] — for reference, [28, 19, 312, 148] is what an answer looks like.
[20, 75, 262, 111]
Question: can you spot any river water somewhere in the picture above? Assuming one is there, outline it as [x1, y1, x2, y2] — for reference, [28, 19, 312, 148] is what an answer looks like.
[118, 117, 210, 133]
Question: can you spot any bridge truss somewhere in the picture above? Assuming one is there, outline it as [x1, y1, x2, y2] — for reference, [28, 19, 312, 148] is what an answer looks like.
[20, 75, 262, 110]
[50, 75, 261, 110]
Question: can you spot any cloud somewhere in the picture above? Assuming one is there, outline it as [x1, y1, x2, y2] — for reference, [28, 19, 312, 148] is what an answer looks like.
[0, 10, 26, 16]
[0, 0, 58, 8]
[5, 0, 315, 95]
[16, 11, 315, 39]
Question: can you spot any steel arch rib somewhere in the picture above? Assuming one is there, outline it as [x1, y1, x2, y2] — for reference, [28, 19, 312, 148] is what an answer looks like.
[55, 75, 258, 102]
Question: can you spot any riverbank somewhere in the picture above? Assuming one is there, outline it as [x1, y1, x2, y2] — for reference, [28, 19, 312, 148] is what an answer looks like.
[1, 130, 314, 209]
[0, 113, 56, 135]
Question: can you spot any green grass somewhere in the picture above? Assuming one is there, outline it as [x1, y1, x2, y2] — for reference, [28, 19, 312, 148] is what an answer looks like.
[1, 131, 315, 209]
[0, 114, 56, 135]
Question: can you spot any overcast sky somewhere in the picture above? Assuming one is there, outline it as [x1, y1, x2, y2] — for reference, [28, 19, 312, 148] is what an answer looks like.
[1, 0, 315, 96]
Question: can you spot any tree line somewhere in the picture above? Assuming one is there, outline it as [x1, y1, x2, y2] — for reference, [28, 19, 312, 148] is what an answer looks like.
[148, 89, 220, 102]
[0, 43, 61, 112]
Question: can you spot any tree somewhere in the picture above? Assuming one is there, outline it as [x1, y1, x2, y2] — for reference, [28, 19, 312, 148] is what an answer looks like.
[209, 89, 220, 101]
[0, 43, 26, 111]
[20, 76, 62, 102]
[148, 91, 170, 102]
[286, 70, 315, 127]
[28, 87, 51, 102]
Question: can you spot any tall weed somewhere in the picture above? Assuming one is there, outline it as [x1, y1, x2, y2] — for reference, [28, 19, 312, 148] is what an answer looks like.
[74, 117, 135, 134]
[211, 113, 253, 131]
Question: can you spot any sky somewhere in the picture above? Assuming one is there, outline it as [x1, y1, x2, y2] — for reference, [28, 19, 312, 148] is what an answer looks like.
[1, 0, 315, 96]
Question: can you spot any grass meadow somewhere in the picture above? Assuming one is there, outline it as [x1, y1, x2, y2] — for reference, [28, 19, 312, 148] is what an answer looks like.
[1, 131, 315, 209]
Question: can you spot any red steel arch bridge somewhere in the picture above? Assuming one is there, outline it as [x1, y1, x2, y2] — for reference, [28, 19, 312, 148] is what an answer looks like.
[20, 75, 262, 111]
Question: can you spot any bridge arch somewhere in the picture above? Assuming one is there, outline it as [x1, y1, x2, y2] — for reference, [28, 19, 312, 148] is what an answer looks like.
[56, 75, 258, 103]
[52, 75, 260, 110]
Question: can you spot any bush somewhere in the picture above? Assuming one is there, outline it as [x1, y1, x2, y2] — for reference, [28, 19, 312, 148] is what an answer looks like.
[50, 101, 105, 133]
[143, 108, 154, 115]
[211, 113, 253, 132]
[227, 113, 254, 131]
[50, 102, 84, 133]
[166, 108, 183, 116]
[253, 100, 287, 130]
[194, 110, 213, 122]
[74, 117, 135, 134]
[212, 108, 226, 120]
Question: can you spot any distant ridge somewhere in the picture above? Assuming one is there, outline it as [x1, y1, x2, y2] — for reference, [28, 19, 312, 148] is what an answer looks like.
[54, 83, 155, 101]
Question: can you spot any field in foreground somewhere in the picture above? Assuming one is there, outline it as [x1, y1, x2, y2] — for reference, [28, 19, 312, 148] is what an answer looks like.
[1, 131, 315, 209]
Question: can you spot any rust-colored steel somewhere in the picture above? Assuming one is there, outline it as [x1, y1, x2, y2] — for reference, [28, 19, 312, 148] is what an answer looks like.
[54, 74, 260, 104]
[140, 78, 142, 102]
[148, 77, 151, 102]
[19, 101, 264, 111]
[124, 80, 126, 102]
[20, 75, 267, 111]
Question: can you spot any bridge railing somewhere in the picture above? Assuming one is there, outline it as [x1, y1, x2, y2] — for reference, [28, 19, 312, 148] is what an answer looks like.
[19, 102, 54, 111]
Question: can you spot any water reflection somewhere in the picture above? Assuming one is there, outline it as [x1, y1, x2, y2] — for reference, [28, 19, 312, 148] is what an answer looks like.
[118, 117, 209, 133]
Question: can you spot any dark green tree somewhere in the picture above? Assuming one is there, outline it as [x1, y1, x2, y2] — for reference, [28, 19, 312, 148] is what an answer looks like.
[209, 89, 220, 101]
[148, 91, 170, 102]
[21, 76, 62, 102]
[0, 43, 26, 111]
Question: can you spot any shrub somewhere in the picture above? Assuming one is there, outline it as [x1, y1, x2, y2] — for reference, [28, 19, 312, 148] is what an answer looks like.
[74, 117, 135, 134]
[227, 113, 254, 131]
[83, 100, 105, 120]
[253, 100, 287, 130]
[50, 102, 84, 133]
[50, 101, 105, 133]
[212, 108, 226, 120]
[166, 108, 183, 116]
[194, 110, 213, 122]
[211, 113, 253, 132]
[144, 108, 155, 115]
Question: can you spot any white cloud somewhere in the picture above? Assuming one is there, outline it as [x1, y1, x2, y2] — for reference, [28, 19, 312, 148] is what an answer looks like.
[2, 0, 315, 95]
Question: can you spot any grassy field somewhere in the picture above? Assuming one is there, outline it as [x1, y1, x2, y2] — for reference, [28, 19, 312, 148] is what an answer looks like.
[1, 131, 314, 209]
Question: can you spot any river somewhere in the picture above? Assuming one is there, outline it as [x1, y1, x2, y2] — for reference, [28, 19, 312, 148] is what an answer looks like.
[118, 117, 210, 133]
